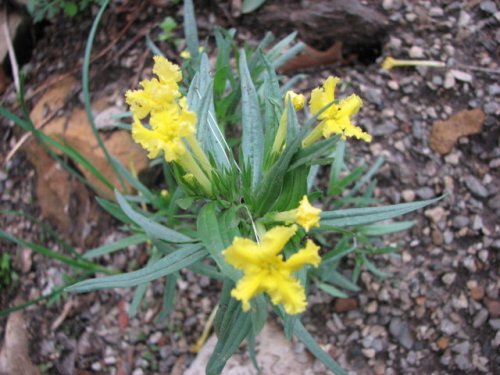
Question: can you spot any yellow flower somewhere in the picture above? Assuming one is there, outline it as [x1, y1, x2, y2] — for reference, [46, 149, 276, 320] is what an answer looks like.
[302, 76, 371, 147]
[272, 195, 322, 232]
[286, 91, 305, 111]
[125, 56, 182, 119]
[180, 50, 191, 59]
[381, 56, 446, 70]
[382, 56, 395, 70]
[271, 91, 305, 154]
[131, 97, 196, 162]
[295, 195, 321, 232]
[223, 225, 321, 314]
[125, 56, 213, 195]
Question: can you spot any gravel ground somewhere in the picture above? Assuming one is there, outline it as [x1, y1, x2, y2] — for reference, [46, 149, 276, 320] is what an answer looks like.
[1, 1, 499, 374]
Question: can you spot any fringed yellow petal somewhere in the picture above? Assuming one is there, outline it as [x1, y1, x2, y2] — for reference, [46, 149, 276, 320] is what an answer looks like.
[222, 237, 260, 272]
[231, 271, 266, 311]
[309, 76, 340, 115]
[262, 273, 307, 315]
[295, 195, 321, 232]
[131, 118, 163, 159]
[153, 55, 182, 84]
[283, 240, 321, 273]
[259, 225, 297, 258]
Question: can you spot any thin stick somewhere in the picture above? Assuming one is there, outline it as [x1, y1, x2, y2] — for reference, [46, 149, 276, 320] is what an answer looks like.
[2, 5, 19, 93]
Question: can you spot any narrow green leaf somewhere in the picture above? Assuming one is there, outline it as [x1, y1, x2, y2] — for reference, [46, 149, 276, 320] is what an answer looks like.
[84, 234, 147, 259]
[129, 252, 161, 317]
[320, 196, 445, 228]
[316, 282, 348, 298]
[250, 295, 268, 336]
[155, 272, 179, 323]
[360, 221, 415, 236]
[197, 203, 240, 281]
[349, 156, 384, 196]
[116, 190, 192, 243]
[0, 230, 111, 274]
[183, 0, 200, 58]
[65, 244, 207, 293]
[206, 305, 251, 375]
[241, 0, 267, 14]
[239, 50, 264, 190]
[82, 0, 125, 191]
[294, 321, 348, 375]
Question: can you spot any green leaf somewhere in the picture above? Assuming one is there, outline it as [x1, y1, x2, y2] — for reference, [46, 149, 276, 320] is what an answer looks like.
[82, 0, 126, 191]
[190, 55, 231, 168]
[241, 0, 267, 13]
[250, 295, 268, 336]
[359, 221, 415, 236]
[349, 156, 384, 196]
[63, 2, 78, 16]
[320, 196, 445, 228]
[197, 203, 240, 281]
[129, 252, 161, 317]
[155, 272, 179, 323]
[316, 282, 348, 298]
[207, 301, 251, 375]
[116, 190, 192, 243]
[183, 0, 200, 58]
[83, 233, 147, 259]
[294, 321, 348, 375]
[0, 230, 111, 274]
[239, 50, 264, 190]
[65, 244, 207, 293]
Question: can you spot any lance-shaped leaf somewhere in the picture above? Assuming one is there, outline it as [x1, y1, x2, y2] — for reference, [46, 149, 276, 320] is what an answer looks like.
[65, 244, 207, 293]
[239, 50, 264, 190]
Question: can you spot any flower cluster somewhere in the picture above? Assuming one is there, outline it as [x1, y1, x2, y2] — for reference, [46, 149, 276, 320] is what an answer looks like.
[126, 56, 212, 194]
[126, 56, 370, 315]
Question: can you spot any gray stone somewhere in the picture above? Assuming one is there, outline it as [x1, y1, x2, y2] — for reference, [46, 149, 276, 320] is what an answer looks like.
[489, 319, 500, 330]
[488, 194, 500, 209]
[416, 187, 434, 199]
[464, 175, 489, 198]
[409, 46, 425, 58]
[429, 7, 444, 17]
[455, 354, 472, 370]
[452, 215, 469, 228]
[484, 101, 499, 115]
[480, 0, 497, 14]
[440, 319, 459, 335]
[389, 318, 414, 349]
[473, 309, 489, 328]
[441, 272, 456, 286]
[452, 341, 470, 354]
[488, 83, 500, 96]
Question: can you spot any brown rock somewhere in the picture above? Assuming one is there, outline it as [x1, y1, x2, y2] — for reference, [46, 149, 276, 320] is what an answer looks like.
[334, 297, 358, 312]
[484, 299, 500, 317]
[430, 108, 485, 155]
[437, 336, 450, 350]
[469, 286, 485, 301]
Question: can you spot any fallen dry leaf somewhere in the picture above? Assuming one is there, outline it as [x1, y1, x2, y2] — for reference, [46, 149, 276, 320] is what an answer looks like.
[24, 76, 148, 244]
[429, 108, 485, 155]
[0, 307, 40, 375]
